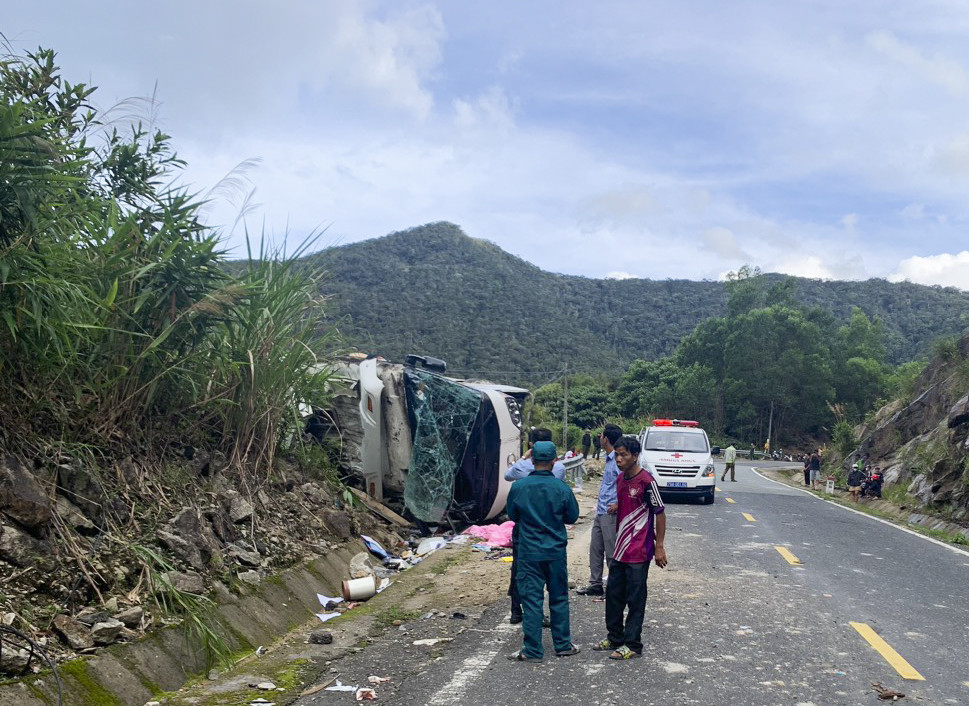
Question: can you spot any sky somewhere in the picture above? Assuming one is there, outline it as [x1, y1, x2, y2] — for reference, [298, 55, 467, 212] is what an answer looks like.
[6, 1, 969, 288]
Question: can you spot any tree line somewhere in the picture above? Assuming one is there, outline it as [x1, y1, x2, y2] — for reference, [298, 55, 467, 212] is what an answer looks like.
[528, 267, 930, 450]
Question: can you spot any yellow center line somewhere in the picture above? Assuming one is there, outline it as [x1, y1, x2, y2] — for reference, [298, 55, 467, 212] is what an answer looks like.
[725, 498, 736, 504]
[774, 546, 802, 565]
[741, 512, 756, 522]
[850, 622, 925, 681]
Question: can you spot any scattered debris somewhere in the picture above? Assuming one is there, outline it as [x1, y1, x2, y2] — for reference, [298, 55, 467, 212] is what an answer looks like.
[347, 487, 413, 528]
[315, 612, 341, 623]
[416, 537, 448, 555]
[872, 682, 906, 700]
[367, 675, 391, 684]
[252, 681, 276, 690]
[317, 593, 344, 610]
[451, 612, 466, 619]
[412, 637, 453, 646]
[361, 535, 390, 560]
[343, 576, 377, 601]
[464, 521, 515, 548]
[324, 679, 358, 692]
[299, 677, 336, 696]
[355, 687, 377, 700]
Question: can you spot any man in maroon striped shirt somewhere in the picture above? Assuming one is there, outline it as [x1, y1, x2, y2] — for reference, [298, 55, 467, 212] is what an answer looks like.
[593, 435, 667, 660]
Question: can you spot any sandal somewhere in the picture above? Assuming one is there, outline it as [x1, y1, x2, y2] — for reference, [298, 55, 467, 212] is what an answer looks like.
[592, 638, 616, 651]
[609, 645, 641, 660]
[555, 646, 581, 657]
[507, 650, 543, 663]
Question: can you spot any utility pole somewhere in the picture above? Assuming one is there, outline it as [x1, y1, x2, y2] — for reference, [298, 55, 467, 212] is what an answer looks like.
[562, 363, 569, 449]
[766, 400, 774, 453]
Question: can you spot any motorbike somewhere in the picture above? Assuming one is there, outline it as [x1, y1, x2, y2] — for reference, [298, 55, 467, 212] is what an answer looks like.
[860, 468, 883, 498]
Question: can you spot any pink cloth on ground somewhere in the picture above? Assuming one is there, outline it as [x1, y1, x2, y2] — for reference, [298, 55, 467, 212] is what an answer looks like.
[465, 520, 516, 547]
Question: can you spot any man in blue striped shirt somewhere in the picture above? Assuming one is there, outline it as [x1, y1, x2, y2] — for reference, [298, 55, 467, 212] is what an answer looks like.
[575, 423, 622, 596]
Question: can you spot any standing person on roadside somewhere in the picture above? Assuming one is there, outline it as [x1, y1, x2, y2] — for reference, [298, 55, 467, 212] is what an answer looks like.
[720, 443, 737, 482]
[802, 453, 811, 486]
[576, 423, 623, 596]
[593, 435, 667, 660]
[847, 463, 865, 503]
[505, 441, 581, 663]
[809, 450, 822, 490]
[582, 430, 592, 458]
[505, 428, 565, 624]
[593, 433, 602, 459]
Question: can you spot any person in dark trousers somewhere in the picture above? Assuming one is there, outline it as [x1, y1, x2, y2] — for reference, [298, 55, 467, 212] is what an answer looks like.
[576, 424, 622, 596]
[803, 454, 811, 486]
[594, 435, 667, 660]
[809, 450, 822, 490]
[593, 433, 602, 459]
[581, 430, 592, 458]
[505, 441, 581, 662]
[506, 428, 564, 625]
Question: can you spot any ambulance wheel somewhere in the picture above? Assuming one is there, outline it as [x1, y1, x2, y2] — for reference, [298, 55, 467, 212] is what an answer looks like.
[703, 490, 715, 505]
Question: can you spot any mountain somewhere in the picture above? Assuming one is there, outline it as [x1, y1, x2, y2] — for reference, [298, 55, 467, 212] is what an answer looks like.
[302, 222, 969, 383]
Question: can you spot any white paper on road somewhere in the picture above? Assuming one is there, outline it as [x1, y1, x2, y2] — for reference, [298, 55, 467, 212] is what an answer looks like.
[315, 612, 340, 623]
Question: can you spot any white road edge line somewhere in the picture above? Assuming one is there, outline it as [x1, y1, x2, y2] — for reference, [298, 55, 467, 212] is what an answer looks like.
[750, 467, 969, 558]
[427, 621, 517, 706]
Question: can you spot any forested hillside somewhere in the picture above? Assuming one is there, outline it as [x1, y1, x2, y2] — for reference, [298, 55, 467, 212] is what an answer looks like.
[304, 222, 969, 382]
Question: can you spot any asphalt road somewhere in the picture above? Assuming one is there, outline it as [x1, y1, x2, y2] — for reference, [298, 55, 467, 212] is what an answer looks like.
[296, 460, 969, 705]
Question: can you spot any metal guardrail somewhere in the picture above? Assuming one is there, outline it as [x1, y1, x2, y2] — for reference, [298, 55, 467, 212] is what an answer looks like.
[562, 455, 586, 491]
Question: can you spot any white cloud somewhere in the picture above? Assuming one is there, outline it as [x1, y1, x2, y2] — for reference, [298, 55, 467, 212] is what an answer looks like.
[699, 227, 749, 260]
[10, 2, 969, 287]
[605, 271, 635, 280]
[866, 30, 969, 96]
[900, 203, 925, 220]
[889, 251, 969, 289]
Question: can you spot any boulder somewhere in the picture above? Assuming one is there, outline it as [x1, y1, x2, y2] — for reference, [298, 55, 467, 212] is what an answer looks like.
[55, 496, 97, 534]
[947, 393, 969, 429]
[52, 614, 94, 650]
[227, 543, 262, 567]
[322, 510, 353, 540]
[55, 461, 107, 523]
[158, 507, 223, 570]
[0, 455, 52, 528]
[90, 618, 125, 645]
[0, 647, 30, 674]
[349, 552, 374, 578]
[238, 570, 261, 586]
[114, 606, 144, 628]
[163, 570, 205, 595]
[0, 521, 48, 567]
[75, 608, 111, 627]
[219, 489, 254, 524]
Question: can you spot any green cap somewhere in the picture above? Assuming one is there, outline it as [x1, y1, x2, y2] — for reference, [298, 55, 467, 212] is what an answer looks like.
[532, 441, 557, 461]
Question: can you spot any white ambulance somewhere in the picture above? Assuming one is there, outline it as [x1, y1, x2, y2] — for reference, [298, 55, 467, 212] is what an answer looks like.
[637, 419, 720, 505]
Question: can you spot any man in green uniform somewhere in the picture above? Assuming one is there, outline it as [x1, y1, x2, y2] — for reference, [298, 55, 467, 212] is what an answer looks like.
[506, 441, 581, 662]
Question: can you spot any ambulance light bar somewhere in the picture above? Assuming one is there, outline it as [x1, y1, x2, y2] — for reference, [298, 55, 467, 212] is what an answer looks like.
[652, 419, 700, 427]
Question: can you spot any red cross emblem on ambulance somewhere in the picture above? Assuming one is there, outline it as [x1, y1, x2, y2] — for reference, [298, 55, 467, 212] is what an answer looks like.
[671, 453, 683, 459]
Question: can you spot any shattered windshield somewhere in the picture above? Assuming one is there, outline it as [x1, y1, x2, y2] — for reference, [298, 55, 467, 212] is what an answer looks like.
[644, 429, 708, 453]
[402, 370, 483, 523]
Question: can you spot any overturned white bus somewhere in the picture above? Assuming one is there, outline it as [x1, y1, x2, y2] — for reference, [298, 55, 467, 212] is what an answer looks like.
[305, 354, 529, 526]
